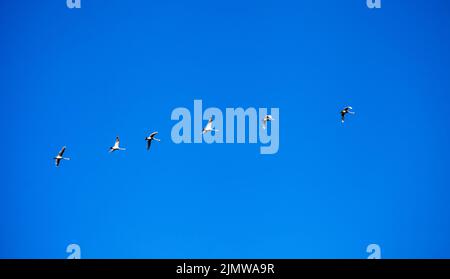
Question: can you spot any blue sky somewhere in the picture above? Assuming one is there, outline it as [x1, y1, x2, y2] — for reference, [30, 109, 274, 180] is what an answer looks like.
[1, 0, 450, 259]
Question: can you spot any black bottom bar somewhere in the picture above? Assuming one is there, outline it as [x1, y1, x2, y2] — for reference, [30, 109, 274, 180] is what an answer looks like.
[1, 260, 450, 277]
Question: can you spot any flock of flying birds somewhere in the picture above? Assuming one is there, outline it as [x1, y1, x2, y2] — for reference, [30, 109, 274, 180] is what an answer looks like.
[53, 131, 161, 167]
[53, 106, 355, 167]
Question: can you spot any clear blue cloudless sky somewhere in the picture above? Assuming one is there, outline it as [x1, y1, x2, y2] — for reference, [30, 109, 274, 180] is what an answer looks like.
[1, 0, 450, 258]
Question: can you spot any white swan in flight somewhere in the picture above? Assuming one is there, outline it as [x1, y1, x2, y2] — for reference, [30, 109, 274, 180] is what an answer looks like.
[202, 117, 219, 134]
[145, 131, 160, 151]
[341, 106, 355, 123]
[109, 136, 126, 152]
[262, 115, 274, 130]
[54, 146, 70, 167]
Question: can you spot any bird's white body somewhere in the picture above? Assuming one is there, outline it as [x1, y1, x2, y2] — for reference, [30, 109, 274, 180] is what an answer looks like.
[110, 136, 126, 152]
[145, 131, 160, 150]
[54, 146, 70, 167]
[263, 115, 274, 130]
[202, 117, 219, 134]
[341, 106, 355, 123]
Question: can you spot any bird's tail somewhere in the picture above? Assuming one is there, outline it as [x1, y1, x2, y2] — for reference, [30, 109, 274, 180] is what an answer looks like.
[63, 158, 71, 161]
[119, 148, 126, 151]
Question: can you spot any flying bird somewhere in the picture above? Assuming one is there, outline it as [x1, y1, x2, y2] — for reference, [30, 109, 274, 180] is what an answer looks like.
[54, 146, 70, 167]
[145, 131, 161, 151]
[109, 136, 126, 153]
[202, 117, 219, 134]
[341, 106, 355, 123]
[262, 115, 274, 130]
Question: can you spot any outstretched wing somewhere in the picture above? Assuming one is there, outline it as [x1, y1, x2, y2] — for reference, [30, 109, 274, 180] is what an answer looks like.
[55, 158, 61, 167]
[341, 111, 346, 122]
[147, 139, 152, 150]
[58, 146, 66, 157]
[150, 131, 158, 138]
